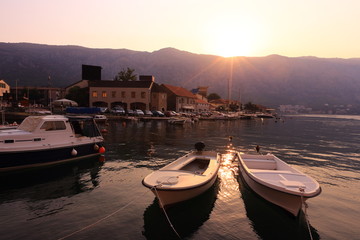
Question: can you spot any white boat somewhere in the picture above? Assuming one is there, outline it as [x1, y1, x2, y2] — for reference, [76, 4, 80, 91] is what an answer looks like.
[0, 115, 105, 172]
[236, 152, 321, 216]
[142, 142, 221, 208]
[93, 114, 107, 123]
[167, 118, 186, 125]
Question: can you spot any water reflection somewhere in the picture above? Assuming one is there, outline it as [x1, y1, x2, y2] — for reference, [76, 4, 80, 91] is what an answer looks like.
[143, 179, 219, 240]
[0, 155, 104, 202]
[237, 175, 320, 240]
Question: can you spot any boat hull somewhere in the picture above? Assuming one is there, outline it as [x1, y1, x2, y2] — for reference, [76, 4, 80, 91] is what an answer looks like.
[148, 172, 218, 208]
[143, 150, 221, 208]
[239, 165, 304, 216]
[238, 154, 321, 216]
[0, 141, 103, 172]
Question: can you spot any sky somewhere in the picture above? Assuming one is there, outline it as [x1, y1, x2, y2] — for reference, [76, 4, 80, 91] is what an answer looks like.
[1, 0, 360, 58]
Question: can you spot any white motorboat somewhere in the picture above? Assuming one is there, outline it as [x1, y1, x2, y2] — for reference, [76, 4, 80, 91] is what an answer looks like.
[142, 142, 221, 208]
[167, 118, 186, 125]
[93, 114, 107, 123]
[236, 152, 321, 216]
[0, 115, 105, 172]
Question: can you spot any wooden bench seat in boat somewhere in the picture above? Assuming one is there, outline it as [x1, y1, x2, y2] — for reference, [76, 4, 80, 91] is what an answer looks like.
[243, 159, 277, 170]
[249, 169, 306, 189]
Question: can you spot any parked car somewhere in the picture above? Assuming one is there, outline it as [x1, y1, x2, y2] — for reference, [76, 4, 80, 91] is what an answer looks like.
[144, 110, 153, 116]
[110, 106, 125, 115]
[126, 109, 135, 116]
[134, 109, 145, 116]
[99, 107, 109, 113]
[152, 110, 165, 117]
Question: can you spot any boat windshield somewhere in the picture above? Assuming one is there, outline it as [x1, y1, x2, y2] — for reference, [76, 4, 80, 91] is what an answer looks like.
[69, 118, 101, 137]
[17, 117, 43, 132]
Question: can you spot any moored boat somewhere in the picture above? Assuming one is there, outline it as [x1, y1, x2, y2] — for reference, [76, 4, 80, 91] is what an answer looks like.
[93, 114, 107, 123]
[142, 142, 221, 208]
[0, 115, 105, 172]
[235, 152, 321, 216]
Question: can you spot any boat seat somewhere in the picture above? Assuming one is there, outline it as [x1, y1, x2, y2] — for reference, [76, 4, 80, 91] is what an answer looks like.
[244, 159, 277, 170]
[250, 169, 292, 174]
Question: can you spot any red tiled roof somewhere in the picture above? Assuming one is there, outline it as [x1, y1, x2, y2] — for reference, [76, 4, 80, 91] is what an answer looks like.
[162, 84, 196, 98]
[195, 98, 209, 104]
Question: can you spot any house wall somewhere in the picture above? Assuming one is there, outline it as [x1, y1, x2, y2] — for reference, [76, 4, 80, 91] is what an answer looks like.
[89, 86, 151, 110]
[0, 80, 10, 97]
[151, 92, 167, 111]
[176, 96, 196, 112]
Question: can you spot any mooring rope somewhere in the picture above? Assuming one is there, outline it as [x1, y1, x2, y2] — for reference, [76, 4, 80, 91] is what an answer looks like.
[299, 187, 314, 240]
[57, 189, 149, 240]
[152, 185, 182, 239]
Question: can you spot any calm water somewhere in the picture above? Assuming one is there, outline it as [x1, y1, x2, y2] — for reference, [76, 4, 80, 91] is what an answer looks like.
[0, 115, 359, 240]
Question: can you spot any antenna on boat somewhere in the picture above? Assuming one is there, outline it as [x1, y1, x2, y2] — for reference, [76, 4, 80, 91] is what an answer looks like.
[194, 142, 205, 152]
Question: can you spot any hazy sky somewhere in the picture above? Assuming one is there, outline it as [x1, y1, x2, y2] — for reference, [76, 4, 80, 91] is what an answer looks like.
[1, 0, 359, 58]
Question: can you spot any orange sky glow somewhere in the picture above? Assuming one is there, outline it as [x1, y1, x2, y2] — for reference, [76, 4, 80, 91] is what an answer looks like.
[1, 0, 359, 58]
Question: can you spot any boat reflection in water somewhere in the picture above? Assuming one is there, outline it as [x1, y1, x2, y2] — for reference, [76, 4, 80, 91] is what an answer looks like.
[143, 178, 219, 240]
[0, 155, 105, 199]
[237, 175, 320, 240]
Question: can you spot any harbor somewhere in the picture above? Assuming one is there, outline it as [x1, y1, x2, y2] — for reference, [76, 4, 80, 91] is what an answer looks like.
[0, 114, 359, 240]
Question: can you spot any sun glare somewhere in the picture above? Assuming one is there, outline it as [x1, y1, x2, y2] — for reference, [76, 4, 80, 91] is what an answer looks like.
[204, 16, 260, 57]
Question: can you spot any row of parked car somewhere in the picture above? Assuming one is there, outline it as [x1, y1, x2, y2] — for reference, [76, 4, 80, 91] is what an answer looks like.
[108, 106, 166, 117]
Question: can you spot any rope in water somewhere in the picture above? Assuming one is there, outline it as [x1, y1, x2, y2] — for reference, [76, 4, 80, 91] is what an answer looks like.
[152, 185, 181, 239]
[57, 189, 149, 240]
[299, 187, 314, 240]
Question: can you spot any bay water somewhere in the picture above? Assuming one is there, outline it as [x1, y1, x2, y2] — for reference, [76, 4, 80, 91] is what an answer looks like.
[0, 115, 359, 240]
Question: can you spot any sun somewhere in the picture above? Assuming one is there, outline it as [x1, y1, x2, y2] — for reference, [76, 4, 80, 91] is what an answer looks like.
[203, 16, 260, 57]
[213, 32, 254, 57]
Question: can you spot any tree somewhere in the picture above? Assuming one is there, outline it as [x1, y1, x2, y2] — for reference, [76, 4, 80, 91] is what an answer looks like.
[114, 67, 137, 81]
[243, 102, 260, 112]
[207, 93, 221, 101]
[65, 86, 89, 107]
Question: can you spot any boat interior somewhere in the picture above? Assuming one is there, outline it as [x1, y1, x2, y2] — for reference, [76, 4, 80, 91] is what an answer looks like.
[243, 158, 277, 170]
[180, 157, 210, 174]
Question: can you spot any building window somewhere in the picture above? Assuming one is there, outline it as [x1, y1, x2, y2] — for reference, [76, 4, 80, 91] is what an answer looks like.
[131, 92, 136, 98]
[102, 91, 107, 98]
[112, 91, 116, 98]
[92, 91, 98, 98]
[141, 92, 146, 98]
[121, 91, 126, 98]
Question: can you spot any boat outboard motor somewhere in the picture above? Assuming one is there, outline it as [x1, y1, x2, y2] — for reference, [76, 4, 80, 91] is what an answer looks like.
[194, 142, 205, 152]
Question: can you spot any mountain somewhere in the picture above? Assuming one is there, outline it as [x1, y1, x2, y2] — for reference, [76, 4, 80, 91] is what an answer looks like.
[1, 42, 360, 109]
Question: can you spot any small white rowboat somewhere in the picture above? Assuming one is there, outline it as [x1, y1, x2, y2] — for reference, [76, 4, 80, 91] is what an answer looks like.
[142, 142, 221, 208]
[236, 152, 321, 216]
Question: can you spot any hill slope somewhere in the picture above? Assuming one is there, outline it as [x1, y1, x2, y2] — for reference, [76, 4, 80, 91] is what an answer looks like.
[1, 42, 360, 109]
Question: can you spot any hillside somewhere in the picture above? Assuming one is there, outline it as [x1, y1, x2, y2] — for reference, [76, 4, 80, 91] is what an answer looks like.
[1, 42, 360, 109]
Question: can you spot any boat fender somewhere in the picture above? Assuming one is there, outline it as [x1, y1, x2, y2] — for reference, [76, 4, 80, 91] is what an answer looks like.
[94, 144, 99, 151]
[99, 146, 106, 154]
[71, 148, 78, 156]
[99, 155, 105, 163]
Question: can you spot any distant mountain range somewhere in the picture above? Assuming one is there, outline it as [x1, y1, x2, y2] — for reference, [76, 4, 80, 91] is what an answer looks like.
[1, 42, 360, 109]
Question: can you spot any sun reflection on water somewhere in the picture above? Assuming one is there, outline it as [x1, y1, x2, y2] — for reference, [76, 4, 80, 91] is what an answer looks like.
[217, 151, 240, 200]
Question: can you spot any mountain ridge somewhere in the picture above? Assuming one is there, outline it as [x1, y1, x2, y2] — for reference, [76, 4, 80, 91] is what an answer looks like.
[1, 42, 360, 109]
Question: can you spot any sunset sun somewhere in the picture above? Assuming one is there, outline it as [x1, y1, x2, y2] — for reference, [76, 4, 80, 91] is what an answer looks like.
[203, 16, 261, 57]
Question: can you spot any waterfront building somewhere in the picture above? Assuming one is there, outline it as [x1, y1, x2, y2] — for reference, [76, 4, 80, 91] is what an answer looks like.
[161, 84, 197, 112]
[65, 65, 167, 111]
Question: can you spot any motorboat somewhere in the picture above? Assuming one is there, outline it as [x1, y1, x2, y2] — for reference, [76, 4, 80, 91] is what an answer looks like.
[167, 118, 186, 125]
[0, 115, 105, 172]
[93, 114, 107, 123]
[236, 152, 321, 216]
[142, 142, 221, 208]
